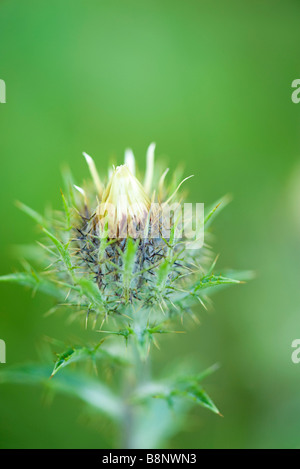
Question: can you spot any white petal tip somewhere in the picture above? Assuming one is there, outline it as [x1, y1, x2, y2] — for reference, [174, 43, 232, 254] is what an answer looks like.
[147, 142, 156, 155]
[74, 185, 86, 196]
[83, 152, 103, 195]
[83, 152, 93, 163]
[124, 148, 136, 175]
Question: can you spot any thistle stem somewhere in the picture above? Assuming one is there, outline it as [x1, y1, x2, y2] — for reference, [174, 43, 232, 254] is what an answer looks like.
[121, 336, 151, 449]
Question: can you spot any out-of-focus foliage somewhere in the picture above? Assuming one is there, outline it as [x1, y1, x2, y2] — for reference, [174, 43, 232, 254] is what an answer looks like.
[0, 0, 300, 449]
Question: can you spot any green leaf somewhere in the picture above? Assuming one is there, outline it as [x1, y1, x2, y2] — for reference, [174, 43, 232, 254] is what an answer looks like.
[122, 238, 138, 274]
[43, 228, 73, 274]
[194, 274, 241, 292]
[178, 385, 221, 415]
[174, 366, 221, 415]
[156, 259, 171, 290]
[0, 272, 64, 300]
[0, 364, 123, 421]
[51, 342, 129, 377]
[177, 363, 220, 384]
[170, 273, 241, 305]
[76, 277, 104, 308]
[134, 365, 221, 416]
[204, 195, 231, 227]
[51, 347, 95, 377]
[61, 165, 77, 207]
[122, 238, 139, 300]
[61, 190, 71, 232]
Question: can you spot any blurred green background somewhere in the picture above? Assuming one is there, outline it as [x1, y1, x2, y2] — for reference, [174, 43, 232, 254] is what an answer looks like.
[1, 0, 300, 449]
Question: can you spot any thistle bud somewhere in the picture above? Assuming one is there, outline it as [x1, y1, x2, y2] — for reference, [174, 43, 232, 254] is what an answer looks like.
[72, 145, 203, 301]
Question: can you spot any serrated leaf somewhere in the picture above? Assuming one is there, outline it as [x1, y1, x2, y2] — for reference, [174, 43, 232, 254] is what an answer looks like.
[179, 385, 221, 415]
[170, 273, 241, 305]
[51, 342, 129, 377]
[194, 274, 240, 292]
[134, 365, 221, 417]
[51, 347, 94, 377]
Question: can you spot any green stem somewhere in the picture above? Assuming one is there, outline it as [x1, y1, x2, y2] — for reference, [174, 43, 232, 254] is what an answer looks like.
[121, 317, 151, 449]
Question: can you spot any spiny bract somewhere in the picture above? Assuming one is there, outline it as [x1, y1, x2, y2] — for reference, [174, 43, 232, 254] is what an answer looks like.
[12, 144, 240, 344]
